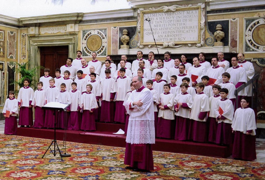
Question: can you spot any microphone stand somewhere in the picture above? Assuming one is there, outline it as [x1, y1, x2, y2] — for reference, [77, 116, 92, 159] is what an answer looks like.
[146, 19, 159, 55]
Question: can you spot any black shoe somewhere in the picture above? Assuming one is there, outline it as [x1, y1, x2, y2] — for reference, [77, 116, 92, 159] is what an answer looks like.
[125, 166, 134, 170]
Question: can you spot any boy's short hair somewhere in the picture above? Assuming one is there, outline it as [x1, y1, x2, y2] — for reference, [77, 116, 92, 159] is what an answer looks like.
[37, 82, 43, 86]
[164, 51, 171, 56]
[105, 69, 111, 74]
[49, 78, 55, 83]
[76, 50, 82, 54]
[55, 68, 61, 73]
[164, 83, 171, 89]
[68, 58, 73, 62]
[180, 83, 189, 88]
[156, 72, 163, 77]
[23, 78, 31, 85]
[201, 76, 210, 81]
[130, 82, 133, 86]
[64, 70, 70, 75]
[77, 70, 83, 74]
[87, 84, 93, 90]
[171, 75, 177, 80]
[119, 68, 126, 72]
[212, 84, 221, 91]
[44, 68, 50, 72]
[137, 68, 144, 73]
[60, 83, 66, 87]
[146, 80, 153, 85]
[105, 60, 111, 64]
[90, 73, 96, 77]
[179, 64, 185, 69]
[220, 88, 229, 94]
[9, 91, 15, 95]
[222, 72, 231, 79]
[182, 77, 190, 82]
[71, 82, 77, 86]
[196, 82, 205, 90]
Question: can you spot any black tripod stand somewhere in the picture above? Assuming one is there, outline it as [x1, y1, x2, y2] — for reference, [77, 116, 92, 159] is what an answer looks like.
[42, 109, 63, 160]
[42, 103, 71, 160]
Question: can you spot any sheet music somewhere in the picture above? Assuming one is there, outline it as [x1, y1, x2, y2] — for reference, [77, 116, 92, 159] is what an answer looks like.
[43, 102, 70, 110]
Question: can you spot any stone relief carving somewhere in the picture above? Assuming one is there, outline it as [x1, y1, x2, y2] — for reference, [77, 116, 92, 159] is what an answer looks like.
[40, 26, 67, 34]
[7, 31, 16, 59]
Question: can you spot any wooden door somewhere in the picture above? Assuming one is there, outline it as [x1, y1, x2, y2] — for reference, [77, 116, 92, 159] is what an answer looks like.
[40, 46, 68, 77]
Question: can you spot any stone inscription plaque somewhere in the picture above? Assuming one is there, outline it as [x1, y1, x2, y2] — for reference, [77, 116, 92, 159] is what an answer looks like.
[140, 7, 201, 45]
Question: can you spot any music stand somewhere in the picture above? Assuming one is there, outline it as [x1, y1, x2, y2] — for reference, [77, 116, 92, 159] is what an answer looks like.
[42, 102, 70, 160]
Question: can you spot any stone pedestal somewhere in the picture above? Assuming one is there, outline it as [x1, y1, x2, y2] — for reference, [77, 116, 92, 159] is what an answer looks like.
[213, 46, 225, 53]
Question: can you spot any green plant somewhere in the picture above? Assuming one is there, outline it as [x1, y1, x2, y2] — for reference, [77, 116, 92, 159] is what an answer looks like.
[13, 61, 42, 90]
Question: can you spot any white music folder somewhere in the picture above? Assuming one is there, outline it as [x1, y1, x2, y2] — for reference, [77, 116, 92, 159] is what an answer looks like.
[43, 102, 70, 111]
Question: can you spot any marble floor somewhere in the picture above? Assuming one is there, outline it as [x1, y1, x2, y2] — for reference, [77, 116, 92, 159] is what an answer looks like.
[0, 119, 264, 163]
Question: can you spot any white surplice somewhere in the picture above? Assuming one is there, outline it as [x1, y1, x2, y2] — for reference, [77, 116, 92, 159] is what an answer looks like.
[115, 68, 132, 79]
[101, 77, 116, 101]
[152, 67, 168, 82]
[124, 87, 155, 144]
[176, 73, 192, 87]
[115, 76, 131, 101]
[32, 89, 46, 107]
[39, 76, 52, 90]
[174, 93, 193, 118]
[203, 85, 213, 98]
[88, 80, 101, 98]
[218, 60, 230, 71]
[57, 91, 71, 104]
[61, 78, 73, 92]
[188, 65, 205, 83]
[88, 60, 102, 75]
[117, 62, 132, 70]
[232, 107, 257, 135]
[131, 59, 150, 73]
[220, 82, 236, 99]
[81, 92, 98, 111]
[158, 93, 175, 120]
[206, 65, 225, 85]
[226, 66, 247, 96]
[163, 59, 174, 71]
[168, 66, 180, 82]
[153, 80, 166, 98]
[100, 67, 116, 81]
[209, 95, 221, 118]
[238, 60, 255, 97]
[190, 93, 210, 122]
[55, 76, 64, 89]
[69, 89, 81, 111]
[216, 98, 234, 124]
[200, 61, 211, 71]
[17, 87, 34, 107]
[72, 58, 82, 70]
[3, 98, 18, 115]
[150, 89, 159, 112]
[45, 86, 60, 103]
[74, 77, 87, 93]
[60, 65, 76, 79]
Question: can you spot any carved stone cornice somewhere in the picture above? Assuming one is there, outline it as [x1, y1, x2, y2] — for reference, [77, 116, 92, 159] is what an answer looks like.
[128, 0, 206, 8]
[19, 13, 84, 26]
[0, 14, 20, 27]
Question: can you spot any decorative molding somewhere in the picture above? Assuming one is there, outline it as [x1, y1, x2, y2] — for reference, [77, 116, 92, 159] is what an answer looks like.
[0, 14, 20, 26]
[208, 0, 265, 11]
[128, 0, 205, 8]
[19, 13, 84, 26]
[21, 33, 27, 60]
[82, 9, 134, 21]
[40, 26, 67, 34]
[7, 31, 16, 59]
[252, 58, 265, 67]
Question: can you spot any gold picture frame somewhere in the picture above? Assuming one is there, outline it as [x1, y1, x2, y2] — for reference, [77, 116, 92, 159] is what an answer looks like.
[140, 6, 201, 45]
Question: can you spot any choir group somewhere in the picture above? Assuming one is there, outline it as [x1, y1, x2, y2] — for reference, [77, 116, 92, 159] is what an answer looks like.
[2, 50, 257, 161]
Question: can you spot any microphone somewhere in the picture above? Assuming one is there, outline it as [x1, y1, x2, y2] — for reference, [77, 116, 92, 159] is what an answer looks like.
[145, 18, 150, 22]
